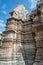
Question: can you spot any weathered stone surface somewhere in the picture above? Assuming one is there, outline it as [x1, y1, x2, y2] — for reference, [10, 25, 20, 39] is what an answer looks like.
[10, 5, 29, 21]
[0, 0, 43, 65]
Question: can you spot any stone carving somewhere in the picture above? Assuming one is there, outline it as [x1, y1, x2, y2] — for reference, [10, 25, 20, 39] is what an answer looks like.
[0, 0, 43, 65]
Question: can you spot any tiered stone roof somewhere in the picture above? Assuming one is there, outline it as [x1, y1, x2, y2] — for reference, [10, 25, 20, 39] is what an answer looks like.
[9, 4, 29, 21]
[0, 0, 43, 65]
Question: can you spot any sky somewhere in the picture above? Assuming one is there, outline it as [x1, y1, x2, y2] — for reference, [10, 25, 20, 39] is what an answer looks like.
[0, 0, 38, 31]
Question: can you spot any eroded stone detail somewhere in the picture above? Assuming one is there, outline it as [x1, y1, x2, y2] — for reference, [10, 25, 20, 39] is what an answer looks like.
[0, 0, 43, 65]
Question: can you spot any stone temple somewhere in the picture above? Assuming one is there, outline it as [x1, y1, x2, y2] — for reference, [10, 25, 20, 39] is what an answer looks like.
[0, 0, 43, 65]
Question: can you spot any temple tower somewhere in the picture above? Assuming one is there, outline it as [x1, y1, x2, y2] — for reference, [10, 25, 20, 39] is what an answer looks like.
[32, 0, 43, 65]
[0, 4, 29, 65]
[0, 1, 43, 65]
